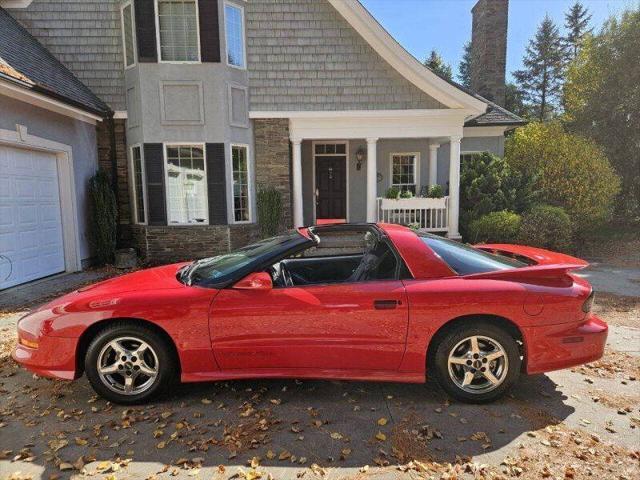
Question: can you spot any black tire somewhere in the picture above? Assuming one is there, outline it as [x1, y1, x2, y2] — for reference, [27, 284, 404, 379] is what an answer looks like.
[430, 321, 521, 403]
[84, 322, 178, 405]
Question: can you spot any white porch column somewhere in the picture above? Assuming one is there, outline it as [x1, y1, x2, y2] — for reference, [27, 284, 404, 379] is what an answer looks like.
[291, 138, 304, 228]
[428, 143, 440, 186]
[366, 137, 378, 222]
[447, 135, 462, 239]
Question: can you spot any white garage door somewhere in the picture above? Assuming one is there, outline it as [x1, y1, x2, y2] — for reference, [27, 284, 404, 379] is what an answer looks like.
[0, 145, 65, 290]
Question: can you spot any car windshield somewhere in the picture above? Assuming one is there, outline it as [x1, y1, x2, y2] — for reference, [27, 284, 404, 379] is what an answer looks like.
[183, 232, 305, 286]
[420, 234, 526, 275]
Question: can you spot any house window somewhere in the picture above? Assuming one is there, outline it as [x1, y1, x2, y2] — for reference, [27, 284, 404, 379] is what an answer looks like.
[131, 146, 146, 224]
[231, 145, 251, 222]
[391, 153, 418, 194]
[165, 145, 208, 224]
[460, 152, 485, 164]
[157, 0, 200, 62]
[121, 2, 136, 67]
[224, 2, 245, 68]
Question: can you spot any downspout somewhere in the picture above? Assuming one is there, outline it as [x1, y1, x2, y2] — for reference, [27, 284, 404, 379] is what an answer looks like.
[106, 111, 121, 245]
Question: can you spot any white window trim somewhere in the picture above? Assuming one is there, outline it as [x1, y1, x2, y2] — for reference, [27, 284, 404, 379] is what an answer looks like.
[311, 140, 350, 223]
[227, 143, 253, 224]
[460, 151, 485, 161]
[227, 83, 249, 128]
[154, 0, 202, 64]
[223, 1, 247, 70]
[129, 144, 148, 225]
[120, 1, 138, 69]
[390, 152, 420, 192]
[163, 142, 209, 225]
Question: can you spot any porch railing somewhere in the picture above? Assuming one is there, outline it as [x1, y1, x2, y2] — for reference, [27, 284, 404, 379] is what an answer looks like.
[377, 196, 449, 232]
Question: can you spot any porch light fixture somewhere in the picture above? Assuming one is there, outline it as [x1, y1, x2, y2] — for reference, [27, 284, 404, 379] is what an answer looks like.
[355, 146, 366, 170]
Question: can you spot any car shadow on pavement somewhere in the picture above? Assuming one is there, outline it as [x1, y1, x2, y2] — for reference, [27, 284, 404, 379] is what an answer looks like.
[0, 361, 575, 478]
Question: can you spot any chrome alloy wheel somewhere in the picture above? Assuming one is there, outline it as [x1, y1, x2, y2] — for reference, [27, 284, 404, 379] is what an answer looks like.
[447, 335, 509, 394]
[96, 336, 159, 395]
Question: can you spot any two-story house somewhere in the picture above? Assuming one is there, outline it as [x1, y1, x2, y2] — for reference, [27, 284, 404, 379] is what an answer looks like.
[0, 0, 523, 289]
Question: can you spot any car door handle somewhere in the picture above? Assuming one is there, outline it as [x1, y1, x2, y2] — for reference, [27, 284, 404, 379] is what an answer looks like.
[374, 299, 400, 309]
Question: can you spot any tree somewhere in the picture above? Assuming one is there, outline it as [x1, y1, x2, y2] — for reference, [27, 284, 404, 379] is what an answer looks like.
[504, 82, 531, 119]
[505, 122, 620, 233]
[457, 41, 472, 88]
[563, 7, 640, 218]
[564, 1, 593, 60]
[424, 49, 452, 80]
[513, 16, 566, 121]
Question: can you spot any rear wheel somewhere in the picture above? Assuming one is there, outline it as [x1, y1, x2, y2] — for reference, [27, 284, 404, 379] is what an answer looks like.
[431, 322, 521, 403]
[85, 323, 177, 404]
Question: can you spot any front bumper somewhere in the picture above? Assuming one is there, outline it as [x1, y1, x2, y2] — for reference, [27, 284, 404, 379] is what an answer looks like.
[525, 314, 608, 374]
[12, 335, 78, 380]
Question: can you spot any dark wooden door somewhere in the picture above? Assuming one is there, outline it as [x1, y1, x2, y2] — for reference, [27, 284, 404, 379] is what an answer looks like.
[315, 156, 346, 219]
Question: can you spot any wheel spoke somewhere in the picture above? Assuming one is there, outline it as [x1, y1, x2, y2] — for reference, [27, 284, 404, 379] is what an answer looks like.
[99, 363, 119, 375]
[485, 350, 504, 362]
[482, 368, 500, 385]
[449, 356, 468, 366]
[134, 341, 149, 356]
[461, 371, 475, 387]
[124, 375, 134, 393]
[109, 340, 128, 357]
[138, 361, 156, 377]
[469, 336, 480, 355]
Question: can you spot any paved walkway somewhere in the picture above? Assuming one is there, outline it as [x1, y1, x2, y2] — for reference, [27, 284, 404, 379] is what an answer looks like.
[578, 262, 640, 298]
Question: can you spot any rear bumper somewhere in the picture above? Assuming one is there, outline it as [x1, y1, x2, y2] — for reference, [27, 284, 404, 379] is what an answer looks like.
[12, 335, 78, 380]
[525, 314, 608, 374]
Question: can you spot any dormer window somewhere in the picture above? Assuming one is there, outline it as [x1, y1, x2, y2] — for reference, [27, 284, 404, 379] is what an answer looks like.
[224, 2, 245, 68]
[156, 0, 201, 62]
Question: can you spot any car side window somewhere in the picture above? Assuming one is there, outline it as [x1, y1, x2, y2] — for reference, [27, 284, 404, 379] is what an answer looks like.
[268, 229, 399, 287]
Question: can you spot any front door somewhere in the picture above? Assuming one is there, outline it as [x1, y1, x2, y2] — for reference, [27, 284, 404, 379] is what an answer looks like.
[209, 280, 409, 372]
[315, 155, 346, 221]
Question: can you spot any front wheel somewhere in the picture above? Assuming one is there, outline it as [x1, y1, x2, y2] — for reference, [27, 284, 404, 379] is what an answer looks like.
[85, 323, 177, 404]
[430, 322, 521, 403]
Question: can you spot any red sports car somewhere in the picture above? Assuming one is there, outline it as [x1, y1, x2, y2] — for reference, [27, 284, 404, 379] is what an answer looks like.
[13, 223, 607, 404]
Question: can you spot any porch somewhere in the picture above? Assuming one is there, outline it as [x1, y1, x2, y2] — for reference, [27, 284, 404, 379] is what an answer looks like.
[278, 109, 467, 238]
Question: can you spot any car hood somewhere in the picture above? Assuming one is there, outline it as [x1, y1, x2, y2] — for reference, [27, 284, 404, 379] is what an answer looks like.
[75, 263, 189, 296]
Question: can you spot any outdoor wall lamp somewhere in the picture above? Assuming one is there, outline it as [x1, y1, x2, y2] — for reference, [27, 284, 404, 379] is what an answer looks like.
[355, 146, 366, 170]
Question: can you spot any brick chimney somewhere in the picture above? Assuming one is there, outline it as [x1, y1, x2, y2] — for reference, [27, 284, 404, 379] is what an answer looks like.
[470, 0, 508, 106]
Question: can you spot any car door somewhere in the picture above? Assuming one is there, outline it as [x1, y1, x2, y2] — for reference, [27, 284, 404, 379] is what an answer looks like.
[209, 279, 409, 372]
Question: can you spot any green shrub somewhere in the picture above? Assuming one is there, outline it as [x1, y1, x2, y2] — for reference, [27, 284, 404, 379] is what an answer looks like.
[505, 122, 620, 232]
[88, 169, 117, 265]
[426, 184, 444, 198]
[468, 211, 522, 244]
[518, 205, 573, 251]
[399, 189, 413, 199]
[460, 152, 538, 239]
[385, 186, 400, 199]
[257, 186, 282, 237]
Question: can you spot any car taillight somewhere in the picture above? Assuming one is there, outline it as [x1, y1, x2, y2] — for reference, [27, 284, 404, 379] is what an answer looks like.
[582, 291, 595, 313]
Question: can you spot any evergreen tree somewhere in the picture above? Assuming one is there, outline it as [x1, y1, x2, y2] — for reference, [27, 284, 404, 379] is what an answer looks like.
[504, 82, 530, 119]
[424, 49, 453, 80]
[564, 1, 593, 60]
[513, 16, 566, 121]
[458, 41, 472, 88]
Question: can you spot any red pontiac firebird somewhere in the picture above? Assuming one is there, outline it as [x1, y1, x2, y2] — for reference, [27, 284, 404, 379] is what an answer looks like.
[13, 223, 607, 404]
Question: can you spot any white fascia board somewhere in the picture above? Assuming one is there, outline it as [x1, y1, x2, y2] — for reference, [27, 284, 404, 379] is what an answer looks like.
[250, 109, 474, 120]
[328, 0, 487, 114]
[463, 126, 510, 137]
[0, 80, 103, 124]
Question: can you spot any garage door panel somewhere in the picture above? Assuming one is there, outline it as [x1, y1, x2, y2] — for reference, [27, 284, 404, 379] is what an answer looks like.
[0, 145, 65, 290]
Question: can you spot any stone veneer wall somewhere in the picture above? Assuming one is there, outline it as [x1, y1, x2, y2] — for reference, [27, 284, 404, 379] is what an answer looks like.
[96, 118, 131, 245]
[130, 225, 259, 265]
[253, 118, 292, 229]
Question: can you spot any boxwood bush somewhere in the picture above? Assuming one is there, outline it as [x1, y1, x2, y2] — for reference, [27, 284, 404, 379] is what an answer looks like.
[468, 210, 522, 244]
[518, 205, 573, 251]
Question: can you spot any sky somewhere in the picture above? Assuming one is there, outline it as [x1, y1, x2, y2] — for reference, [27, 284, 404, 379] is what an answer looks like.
[359, 0, 635, 83]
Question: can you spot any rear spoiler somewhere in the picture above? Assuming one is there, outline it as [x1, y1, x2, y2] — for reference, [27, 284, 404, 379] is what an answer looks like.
[468, 244, 588, 283]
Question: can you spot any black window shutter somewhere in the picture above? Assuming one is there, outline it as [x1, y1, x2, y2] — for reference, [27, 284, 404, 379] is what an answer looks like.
[134, 0, 158, 62]
[144, 143, 167, 225]
[206, 143, 228, 225]
[198, 0, 221, 63]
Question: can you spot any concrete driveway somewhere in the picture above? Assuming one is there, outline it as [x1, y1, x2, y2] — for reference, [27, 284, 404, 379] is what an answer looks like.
[1, 264, 639, 480]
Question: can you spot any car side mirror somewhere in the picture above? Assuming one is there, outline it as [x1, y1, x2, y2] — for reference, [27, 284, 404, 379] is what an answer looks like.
[233, 271, 273, 291]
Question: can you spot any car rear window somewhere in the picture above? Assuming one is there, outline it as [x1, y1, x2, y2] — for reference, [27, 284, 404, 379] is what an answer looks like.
[420, 234, 526, 275]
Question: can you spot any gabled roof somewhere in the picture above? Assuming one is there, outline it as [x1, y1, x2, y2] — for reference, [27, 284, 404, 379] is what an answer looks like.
[329, 0, 524, 127]
[0, 7, 110, 117]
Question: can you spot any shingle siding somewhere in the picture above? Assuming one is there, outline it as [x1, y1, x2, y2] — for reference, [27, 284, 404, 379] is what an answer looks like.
[246, 0, 445, 111]
[8, 0, 126, 110]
